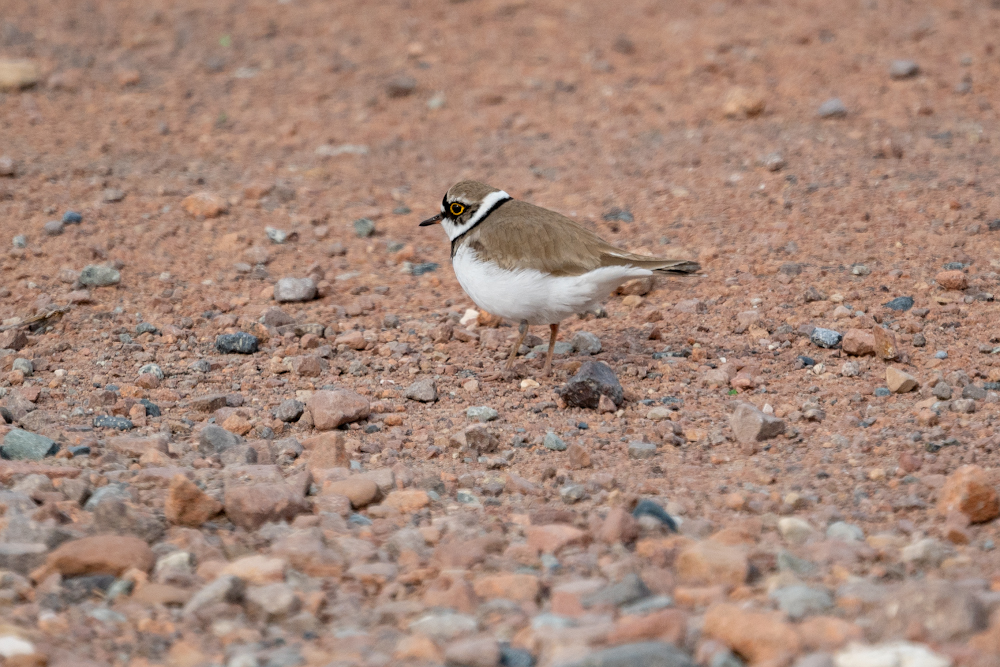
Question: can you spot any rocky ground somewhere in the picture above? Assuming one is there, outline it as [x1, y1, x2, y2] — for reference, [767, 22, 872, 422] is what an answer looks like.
[2, 0, 1000, 666]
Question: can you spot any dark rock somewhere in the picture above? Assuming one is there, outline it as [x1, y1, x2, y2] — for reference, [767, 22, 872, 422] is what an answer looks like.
[556, 361, 623, 409]
[92, 416, 133, 430]
[404, 378, 438, 403]
[559, 641, 694, 667]
[1, 429, 59, 460]
[139, 399, 161, 417]
[216, 332, 259, 354]
[884, 296, 914, 311]
[275, 399, 305, 422]
[198, 425, 243, 455]
[63, 211, 83, 224]
[632, 500, 677, 532]
[810, 328, 842, 348]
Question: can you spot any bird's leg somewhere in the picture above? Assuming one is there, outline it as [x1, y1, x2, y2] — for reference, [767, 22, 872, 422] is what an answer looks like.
[543, 323, 559, 376]
[505, 320, 529, 370]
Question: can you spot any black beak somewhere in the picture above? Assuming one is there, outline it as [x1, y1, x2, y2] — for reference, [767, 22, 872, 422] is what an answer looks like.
[419, 213, 443, 227]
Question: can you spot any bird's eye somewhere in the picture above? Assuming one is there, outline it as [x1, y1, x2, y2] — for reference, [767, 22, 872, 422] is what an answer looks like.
[449, 202, 465, 216]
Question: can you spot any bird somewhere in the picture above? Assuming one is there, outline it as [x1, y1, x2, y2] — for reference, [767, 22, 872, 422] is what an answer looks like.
[419, 180, 700, 375]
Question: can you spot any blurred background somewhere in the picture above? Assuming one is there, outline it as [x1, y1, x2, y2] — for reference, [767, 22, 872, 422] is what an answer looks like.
[1, 0, 998, 290]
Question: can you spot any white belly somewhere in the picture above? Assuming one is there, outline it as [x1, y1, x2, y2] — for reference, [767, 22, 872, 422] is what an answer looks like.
[452, 244, 652, 325]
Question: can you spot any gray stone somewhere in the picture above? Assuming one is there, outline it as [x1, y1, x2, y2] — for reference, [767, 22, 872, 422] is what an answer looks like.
[404, 378, 438, 403]
[560, 484, 586, 504]
[884, 296, 914, 311]
[793, 654, 834, 667]
[265, 227, 288, 244]
[817, 98, 847, 118]
[769, 585, 833, 620]
[621, 595, 674, 617]
[556, 361, 624, 409]
[826, 522, 864, 542]
[889, 60, 919, 79]
[84, 483, 132, 511]
[215, 332, 259, 354]
[810, 327, 842, 348]
[183, 575, 245, 616]
[199, 425, 243, 454]
[220, 444, 258, 467]
[582, 573, 651, 609]
[11, 358, 32, 376]
[571, 331, 602, 355]
[901, 538, 952, 568]
[275, 399, 305, 422]
[409, 612, 478, 642]
[558, 641, 695, 667]
[103, 188, 125, 202]
[93, 415, 132, 430]
[12, 235, 27, 248]
[777, 550, 818, 577]
[1, 429, 58, 460]
[543, 432, 567, 451]
[882, 580, 986, 643]
[0, 543, 48, 574]
[932, 382, 952, 400]
[79, 264, 121, 287]
[43, 220, 64, 236]
[274, 277, 317, 303]
[246, 582, 301, 622]
[729, 403, 785, 444]
[963, 384, 987, 400]
[138, 363, 164, 380]
[353, 218, 376, 237]
[951, 398, 976, 413]
[467, 406, 499, 422]
[530, 341, 574, 356]
[628, 442, 657, 459]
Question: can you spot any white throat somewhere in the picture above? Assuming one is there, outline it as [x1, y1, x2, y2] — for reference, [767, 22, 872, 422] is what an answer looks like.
[442, 190, 510, 241]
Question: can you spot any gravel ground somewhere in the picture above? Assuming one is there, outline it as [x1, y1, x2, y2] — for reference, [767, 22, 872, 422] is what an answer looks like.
[2, 1, 1000, 667]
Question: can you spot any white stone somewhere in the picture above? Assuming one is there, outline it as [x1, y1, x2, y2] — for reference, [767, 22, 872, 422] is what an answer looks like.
[834, 641, 951, 667]
[0, 636, 35, 658]
[778, 517, 816, 544]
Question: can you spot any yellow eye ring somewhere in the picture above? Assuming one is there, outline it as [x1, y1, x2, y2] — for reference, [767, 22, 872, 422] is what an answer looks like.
[449, 202, 465, 216]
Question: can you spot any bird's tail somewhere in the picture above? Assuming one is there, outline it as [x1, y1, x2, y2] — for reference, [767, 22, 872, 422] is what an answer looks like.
[650, 259, 701, 275]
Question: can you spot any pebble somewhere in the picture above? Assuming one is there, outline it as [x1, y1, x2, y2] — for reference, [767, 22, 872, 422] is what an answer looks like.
[274, 277, 317, 303]
[139, 362, 164, 379]
[810, 328, 842, 348]
[934, 350, 948, 360]
[409, 612, 478, 642]
[874, 388, 891, 397]
[385, 74, 417, 98]
[556, 361, 624, 409]
[93, 415, 133, 430]
[833, 642, 949, 667]
[769, 585, 833, 620]
[826, 522, 864, 541]
[778, 517, 815, 544]
[199, 425, 242, 453]
[884, 296, 914, 311]
[558, 641, 695, 667]
[730, 403, 786, 444]
[43, 220, 64, 235]
[571, 331, 602, 355]
[79, 264, 121, 287]
[404, 378, 438, 402]
[216, 332, 260, 354]
[560, 484, 586, 503]
[0, 60, 40, 91]
[543, 432, 567, 451]
[103, 188, 125, 202]
[467, 406, 499, 422]
[886, 367, 918, 393]
[12, 234, 27, 248]
[889, 60, 920, 79]
[354, 218, 376, 237]
[266, 227, 288, 244]
[63, 211, 83, 224]
[12, 358, 32, 376]
[628, 441, 657, 459]
[1, 429, 59, 460]
[817, 98, 848, 118]
[275, 399, 305, 422]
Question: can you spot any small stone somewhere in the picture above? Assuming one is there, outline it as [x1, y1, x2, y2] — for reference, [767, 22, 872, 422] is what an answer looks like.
[215, 332, 259, 354]
[571, 331, 602, 355]
[274, 277, 317, 303]
[354, 218, 376, 238]
[11, 358, 32, 376]
[409, 612, 479, 642]
[557, 360, 624, 409]
[560, 484, 586, 503]
[934, 350, 948, 360]
[810, 328, 842, 348]
[1, 429, 58, 460]
[322, 478, 379, 509]
[817, 98, 847, 118]
[778, 517, 816, 544]
[826, 522, 864, 542]
[932, 382, 953, 400]
[884, 296, 914, 311]
[444, 636, 500, 667]
[385, 74, 417, 98]
[729, 403, 785, 445]
[79, 264, 121, 287]
[704, 605, 800, 665]
[543, 432, 567, 451]
[0, 60, 40, 91]
[275, 399, 305, 422]
[0, 156, 15, 177]
[404, 378, 438, 403]
[43, 535, 156, 577]
[628, 441, 657, 459]
[886, 367, 918, 393]
[722, 86, 766, 118]
[93, 415, 132, 430]
[770, 585, 833, 620]
[889, 60, 920, 79]
[224, 484, 309, 531]
[62, 211, 82, 224]
[900, 538, 952, 568]
[306, 389, 370, 430]
[763, 152, 786, 171]
[938, 465, 999, 523]
[677, 542, 748, 588]
[266, 227, 288, 244]
[833, 642, 949, 667]
[466, 406, 499, 422]
[936, 270, 968, 290]
[102, 188, 125, 202]
[198, 425, 243, 454]
[181, 192, 228, 218]
[873, 326, 899, 360]
[43, 220, 64, 236]
[165, 475, 223, 526]
[567, 443, 591, 468]
[0, 329, 28, 351]
[559, 642, 694, 667]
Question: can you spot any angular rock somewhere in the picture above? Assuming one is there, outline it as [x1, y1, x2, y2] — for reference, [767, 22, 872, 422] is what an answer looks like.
[181, 192, 228, 218]
[729, 403, 785, 445]
[78, 264, 121, 287]
[275, 399, 305, 422]
[198, 425, 243, 455]
[810, 328, 842, 348]
[882, 579, 987, 643]
[558, 641, 695, 667]
[0, 329, 28, 351]
[165, 475, 223, 526]
[307, 389, 370, 430]
[108, 434, 168, 458]
[1, 429, 58, 460]
[936, 270, 967, 290]
[404, 378, 438, 403]
[937, 465, 999, 523]
[770, 585, 833, 620]
[873, 326, 899, 360]
[224, 484, 310, 531]
[842, 329, 876, 356]
[628, 442, 657, 459]
[676, 542, 748, 588]
[274, 277, 317, 303]
[40, 535, 155, 578]
[556, 361, 624, 409]
[703, 604, 800, 665]
[833, 642, 949, 667]
[886, 367, 918, 393]
[571, 331, 602, 355]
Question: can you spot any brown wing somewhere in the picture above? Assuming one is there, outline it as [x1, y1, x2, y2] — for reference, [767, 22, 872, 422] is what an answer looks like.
[465, 200, 700, 277]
